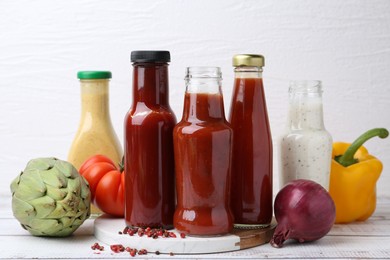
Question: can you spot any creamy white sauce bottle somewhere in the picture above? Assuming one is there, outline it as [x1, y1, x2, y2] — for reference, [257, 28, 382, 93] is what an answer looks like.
[279, 80, 332, 190]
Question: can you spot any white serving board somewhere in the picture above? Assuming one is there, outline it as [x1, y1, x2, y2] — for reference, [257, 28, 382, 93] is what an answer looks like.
[94, 215, 275, 254]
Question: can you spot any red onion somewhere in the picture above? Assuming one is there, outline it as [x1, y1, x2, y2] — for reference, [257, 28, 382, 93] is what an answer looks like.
[270, 179, 336, 248]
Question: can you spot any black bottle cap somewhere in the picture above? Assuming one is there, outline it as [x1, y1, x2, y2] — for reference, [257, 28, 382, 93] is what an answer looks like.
[131, 51, 170, 63]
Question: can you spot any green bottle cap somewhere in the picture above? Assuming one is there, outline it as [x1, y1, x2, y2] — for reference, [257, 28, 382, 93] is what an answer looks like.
[77, 71, 112, 79]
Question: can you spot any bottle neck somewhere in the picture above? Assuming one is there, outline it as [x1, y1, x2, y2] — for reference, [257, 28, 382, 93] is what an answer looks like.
[79, 79, 110, 120]
[132, 62, 169, 107]
[287, 81, 325, 130]
[182, 67, 226, 122]
[182, 93, 226, 122]
[234, 66, 263, 79]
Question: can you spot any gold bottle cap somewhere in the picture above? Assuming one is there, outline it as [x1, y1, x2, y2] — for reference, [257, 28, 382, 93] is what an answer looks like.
[232, 54, 265, 67]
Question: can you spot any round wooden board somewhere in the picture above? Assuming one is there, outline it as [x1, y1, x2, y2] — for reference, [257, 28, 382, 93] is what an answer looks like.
[94, 215, 276, 254]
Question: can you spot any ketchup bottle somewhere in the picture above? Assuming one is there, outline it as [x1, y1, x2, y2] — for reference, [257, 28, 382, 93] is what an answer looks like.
[173, 67, 233, 236]
[124, 51, 176, 229]
[229, 54, 273, 228]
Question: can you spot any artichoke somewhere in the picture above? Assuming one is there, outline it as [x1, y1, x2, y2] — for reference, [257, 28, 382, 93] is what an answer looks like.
[10, 157, 91, 237]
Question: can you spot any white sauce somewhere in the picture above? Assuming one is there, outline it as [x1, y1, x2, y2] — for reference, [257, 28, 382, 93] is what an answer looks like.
[280, 91, 332, 190]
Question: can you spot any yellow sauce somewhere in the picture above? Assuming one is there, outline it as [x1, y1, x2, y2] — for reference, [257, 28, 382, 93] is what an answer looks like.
[68, 79, 122, 170]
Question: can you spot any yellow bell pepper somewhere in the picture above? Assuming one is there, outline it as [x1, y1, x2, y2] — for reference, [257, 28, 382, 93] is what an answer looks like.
[329, 128, 388, 224]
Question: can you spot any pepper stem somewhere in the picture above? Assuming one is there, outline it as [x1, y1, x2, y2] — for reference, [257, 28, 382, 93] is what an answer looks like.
[335, 128, 389, 167]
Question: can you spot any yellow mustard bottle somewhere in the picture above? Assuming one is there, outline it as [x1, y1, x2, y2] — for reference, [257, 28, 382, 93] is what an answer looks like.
[68, 71, 122, 170]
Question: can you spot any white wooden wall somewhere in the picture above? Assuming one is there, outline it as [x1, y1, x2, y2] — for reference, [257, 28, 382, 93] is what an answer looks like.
[1, 0, 389, 197]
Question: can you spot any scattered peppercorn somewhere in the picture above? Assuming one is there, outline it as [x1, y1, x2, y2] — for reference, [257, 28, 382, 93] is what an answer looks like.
[118, 226, 184, 240]
[110, 244, 125, 253]
[91, 242, 104, 251]
[91, 242, 150, 257]
[138, 249, 148, 255]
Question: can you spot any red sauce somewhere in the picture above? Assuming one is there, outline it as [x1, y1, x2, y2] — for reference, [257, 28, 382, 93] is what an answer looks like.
[173, 92, 233, 236]
[124, 62, 176, 229]
[229, 77, 273, 225]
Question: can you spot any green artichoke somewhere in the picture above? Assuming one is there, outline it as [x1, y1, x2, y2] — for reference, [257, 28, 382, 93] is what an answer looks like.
[10, 157, 91, 237]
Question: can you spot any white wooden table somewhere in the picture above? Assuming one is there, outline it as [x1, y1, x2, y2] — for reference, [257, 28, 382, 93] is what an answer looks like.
[1, 190, 389, 259]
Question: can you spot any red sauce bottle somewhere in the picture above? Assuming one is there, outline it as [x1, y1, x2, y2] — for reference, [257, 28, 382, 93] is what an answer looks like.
[173, 67, 234, 236]
[124, 51, 176, 229]
[229, 54, 273, 228]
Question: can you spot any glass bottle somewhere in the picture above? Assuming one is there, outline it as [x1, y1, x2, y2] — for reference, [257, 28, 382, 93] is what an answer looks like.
[229, 54, 273, 229]
[124, 51, 176, 229]
[173, 67, 234, 236]
[68, 71, 123, 170]
[280, 80, 333, 190]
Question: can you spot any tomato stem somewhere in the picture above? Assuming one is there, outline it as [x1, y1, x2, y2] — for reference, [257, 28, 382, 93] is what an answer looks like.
[118, 156, 125, 172]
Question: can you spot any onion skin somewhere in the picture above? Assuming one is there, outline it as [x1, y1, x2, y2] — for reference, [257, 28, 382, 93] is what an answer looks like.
[270, 179, 336, 248]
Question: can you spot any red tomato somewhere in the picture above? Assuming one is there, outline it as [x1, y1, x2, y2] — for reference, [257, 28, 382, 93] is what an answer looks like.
[79, 155, 125, 217]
